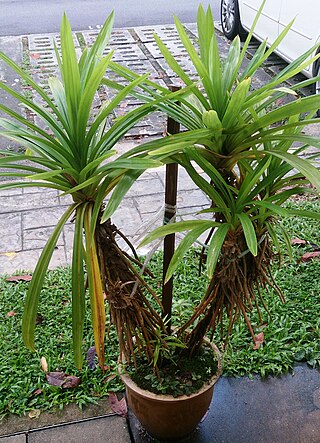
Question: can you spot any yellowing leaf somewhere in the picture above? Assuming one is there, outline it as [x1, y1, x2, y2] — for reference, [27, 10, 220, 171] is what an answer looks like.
[40, 356, 48, 372]
[28, 409, 41, 419]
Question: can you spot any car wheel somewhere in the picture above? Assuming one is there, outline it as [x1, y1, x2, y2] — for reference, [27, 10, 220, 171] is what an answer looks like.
[220, 0, 244, 40]
[312, 59, 320, 117]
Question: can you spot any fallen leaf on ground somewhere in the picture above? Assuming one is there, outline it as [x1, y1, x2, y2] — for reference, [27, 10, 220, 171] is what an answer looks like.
[87, 346, 96, 369]
[6, 275, 32, 282]
[300, 251, 320, 263]
[46, 372, 81, 389]
[62, 375, 82, 389]
[46, 372, 65, 387]
[6, 311, 16, 317]
[40, 356, 48, 372]
[29, 388, 43, 398]
[253, 332, 264, 350]
[291, 238, 307, 246]
[102, 374, 117, 383]
[28, 409, 41, 419]
[109, 393, 128, 417]
[30, 53, 41, 59]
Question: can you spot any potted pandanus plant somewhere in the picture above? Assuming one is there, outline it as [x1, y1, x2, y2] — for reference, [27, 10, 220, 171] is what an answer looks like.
[101, 2, 320, 439]
[1, 3, 320, 441]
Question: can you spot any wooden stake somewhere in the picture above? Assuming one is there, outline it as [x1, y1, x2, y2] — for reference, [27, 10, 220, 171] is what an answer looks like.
[162, 85, 180, 333]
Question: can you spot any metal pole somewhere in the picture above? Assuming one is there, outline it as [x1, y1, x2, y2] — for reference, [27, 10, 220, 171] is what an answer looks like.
[162, 85, 180, 333]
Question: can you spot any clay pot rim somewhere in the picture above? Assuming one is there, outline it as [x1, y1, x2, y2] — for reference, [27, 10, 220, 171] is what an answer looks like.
[119, 341, 222, 402]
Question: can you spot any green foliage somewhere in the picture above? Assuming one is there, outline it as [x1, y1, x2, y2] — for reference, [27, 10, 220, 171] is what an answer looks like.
[1, 4, 320, 397]
[234, 197, 320, 372]
[0, 12, 162, 368]
[133, 5, 320, 282]
[106, 6, 320, 355]
[148, 321, 186, 369]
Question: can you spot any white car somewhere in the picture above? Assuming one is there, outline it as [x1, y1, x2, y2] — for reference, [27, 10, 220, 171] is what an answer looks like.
[220, 0, 320, 95]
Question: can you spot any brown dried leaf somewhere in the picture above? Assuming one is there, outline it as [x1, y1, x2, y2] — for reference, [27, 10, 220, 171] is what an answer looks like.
[6, 311, 16, 317]
[46, 372, 65, 387]
[62, 375, 82, 389]
[30, 53, 41, 60]
[291, 238, 307, 246]
[33, 388, 43, 396]
[6, 275, 32, 282]
[300, 251, 320, 263]
[102, 374, 117, 383]
[253, 332, 264, 350]
[28, 409, 41, 419]
[29, 388, 43, 398]
[46, 372, 81, 389]
[109, 393, 128, 417]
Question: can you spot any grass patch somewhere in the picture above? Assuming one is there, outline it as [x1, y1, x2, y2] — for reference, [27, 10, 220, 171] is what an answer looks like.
[0, 268, 122, 419]
[0, 198, 319, 417]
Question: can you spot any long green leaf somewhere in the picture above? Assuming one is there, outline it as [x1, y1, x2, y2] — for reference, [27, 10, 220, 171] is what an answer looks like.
[207, 224, 230, 278]
[153, 33, 209, 110]
[237, 213, 258, 256]
[174, 16, 215, 108]
[264, 150, 320, 192]
[22, 204, 78, 349]
[72, 204, 87, 369]
[139, 219, 219, 247]
[165, 221, 217, 282]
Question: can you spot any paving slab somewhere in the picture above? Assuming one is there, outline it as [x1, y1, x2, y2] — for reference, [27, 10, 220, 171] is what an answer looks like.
[0, 436, 26, 443]
[27, 415, 130, 443]
[0, 398, 114, 436]
[0, 36, 23, 152]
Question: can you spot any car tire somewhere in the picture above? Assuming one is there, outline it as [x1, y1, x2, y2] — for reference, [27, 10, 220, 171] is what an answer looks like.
[312, 59, 320, 117]
[220, 0, 245, 40]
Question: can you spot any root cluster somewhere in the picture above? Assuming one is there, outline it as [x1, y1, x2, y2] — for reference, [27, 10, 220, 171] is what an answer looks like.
[179, 230, 284, 356]
[95, 218, 164, 366]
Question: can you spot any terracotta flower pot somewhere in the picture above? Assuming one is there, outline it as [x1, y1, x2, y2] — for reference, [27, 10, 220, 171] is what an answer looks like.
[119, 343, 222, 441]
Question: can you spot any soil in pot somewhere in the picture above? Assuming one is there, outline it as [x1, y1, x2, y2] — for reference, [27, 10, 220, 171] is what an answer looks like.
[129, 343, 218, 397]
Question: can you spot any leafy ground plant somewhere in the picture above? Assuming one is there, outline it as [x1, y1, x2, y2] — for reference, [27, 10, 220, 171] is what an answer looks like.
[0, 198, 319, 417]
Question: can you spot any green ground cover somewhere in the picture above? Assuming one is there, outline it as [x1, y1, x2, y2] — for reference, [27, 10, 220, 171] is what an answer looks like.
[0, 198, 319, 418]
